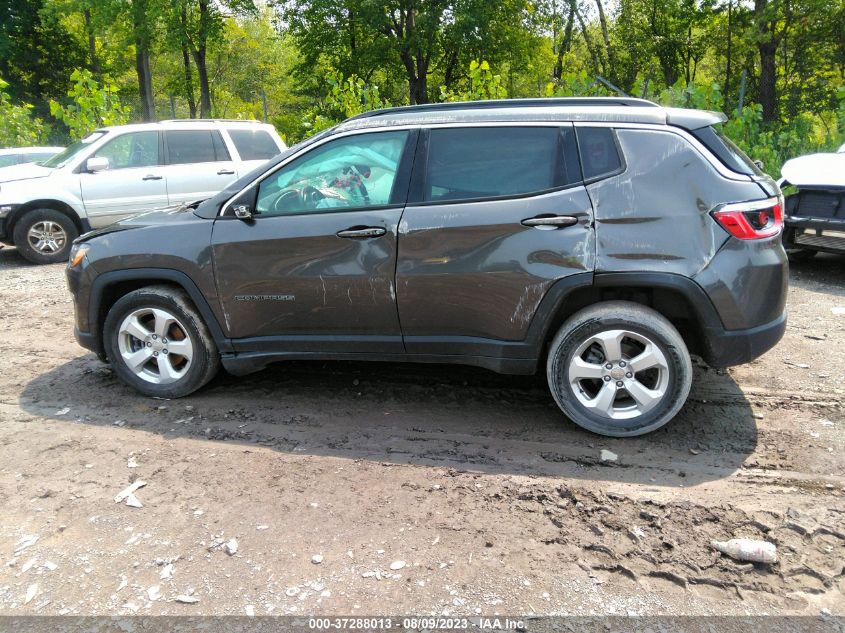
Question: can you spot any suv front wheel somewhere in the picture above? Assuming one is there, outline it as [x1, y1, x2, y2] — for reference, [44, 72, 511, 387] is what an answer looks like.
[546, 301, 692, 437]
[13, 208, 79, 264]
[103, 285, 220, 398]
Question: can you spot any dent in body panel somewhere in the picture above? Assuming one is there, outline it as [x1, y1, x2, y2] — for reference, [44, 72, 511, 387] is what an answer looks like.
[590, 129, 765, 276]
[396, 186, 595, 341]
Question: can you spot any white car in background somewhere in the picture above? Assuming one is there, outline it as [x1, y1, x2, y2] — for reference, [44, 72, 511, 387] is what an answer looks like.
[0, 120, 285, 263]
[0, 146, 64, 168]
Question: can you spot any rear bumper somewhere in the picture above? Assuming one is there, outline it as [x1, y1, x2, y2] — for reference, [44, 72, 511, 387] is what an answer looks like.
[701, 311, 786, 368]
[784, 218, 845, 254]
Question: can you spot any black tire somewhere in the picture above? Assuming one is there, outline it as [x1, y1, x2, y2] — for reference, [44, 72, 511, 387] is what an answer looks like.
[13, 208, 79, 265]
[546, 301, 692, 437]
[103, 285, 220, 398]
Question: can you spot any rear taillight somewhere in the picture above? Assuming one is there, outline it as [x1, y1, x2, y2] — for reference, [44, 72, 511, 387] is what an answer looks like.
[711, 196, 784, 240]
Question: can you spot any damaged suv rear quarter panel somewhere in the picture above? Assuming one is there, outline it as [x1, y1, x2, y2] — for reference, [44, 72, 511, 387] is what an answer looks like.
[589, 128, 763, 277]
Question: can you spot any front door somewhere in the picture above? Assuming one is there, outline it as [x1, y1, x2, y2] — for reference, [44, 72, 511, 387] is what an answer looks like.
[396, 125, 595, 352]
[79, 131, 167, 227]
[211, 129, 416, 354]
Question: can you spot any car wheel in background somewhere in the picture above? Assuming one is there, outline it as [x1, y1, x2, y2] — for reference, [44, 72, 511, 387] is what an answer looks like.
[13, 208, 79, 264]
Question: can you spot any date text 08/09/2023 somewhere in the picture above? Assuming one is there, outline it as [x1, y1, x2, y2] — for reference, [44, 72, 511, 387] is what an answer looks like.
[308, 617, 526, 630]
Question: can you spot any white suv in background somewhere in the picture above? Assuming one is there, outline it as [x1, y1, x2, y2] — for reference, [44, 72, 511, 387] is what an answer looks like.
[0, 120, 285, 263]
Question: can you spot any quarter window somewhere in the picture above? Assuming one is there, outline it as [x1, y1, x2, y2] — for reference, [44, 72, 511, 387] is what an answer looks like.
[166, 130, 230, 165]
[229, 130, 280, 160]
[576, 127, 622, 181]
[94, 131, 159, 169]
[423, 127, 579, 203]
[255, 130, 409, 217]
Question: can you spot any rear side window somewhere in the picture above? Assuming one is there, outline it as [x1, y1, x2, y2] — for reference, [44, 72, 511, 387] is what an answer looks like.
[0, 155, 20, 167]
[691, 126, 763, 176]
[228, 130, 280, 160]
[423, 127, 578, 203]
[166, 130, 230, 165]
[576, 127, 623, 181]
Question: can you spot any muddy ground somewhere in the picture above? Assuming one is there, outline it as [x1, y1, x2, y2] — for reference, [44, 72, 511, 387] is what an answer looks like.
[0, 246, 843, 617]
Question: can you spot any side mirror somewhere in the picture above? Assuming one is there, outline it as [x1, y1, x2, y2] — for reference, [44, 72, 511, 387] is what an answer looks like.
[228, 186, 257, 221]
[86, 156, 109, 172]
[233, 204, 253, 220]
[753, 159, 764, 170]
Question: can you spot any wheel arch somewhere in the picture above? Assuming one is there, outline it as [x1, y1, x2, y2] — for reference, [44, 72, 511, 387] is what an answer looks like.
[534, 272, 725, 365]
[89, 269, 231, 358]
[8, 199, 88, 237]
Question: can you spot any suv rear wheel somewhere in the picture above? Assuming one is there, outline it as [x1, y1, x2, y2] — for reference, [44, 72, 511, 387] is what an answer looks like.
[546, 301, 692, 437]
[103, 285, 220, 398]
[13, 208, 79, 264]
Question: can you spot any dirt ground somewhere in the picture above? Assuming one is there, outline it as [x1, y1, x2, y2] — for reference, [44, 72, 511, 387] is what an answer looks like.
[0, 246, 843, 618]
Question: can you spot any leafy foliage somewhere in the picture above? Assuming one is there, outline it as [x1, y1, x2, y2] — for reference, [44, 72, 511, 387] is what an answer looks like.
[49, 69, 130, 140]
[302, 69, 387, 137]
[0, 77, 47, 146]
[440, 61, 508, 102]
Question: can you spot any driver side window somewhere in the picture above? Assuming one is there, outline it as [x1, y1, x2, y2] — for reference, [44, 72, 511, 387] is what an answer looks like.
[94, 131, 159, 170]
[255, 130, 409, 217]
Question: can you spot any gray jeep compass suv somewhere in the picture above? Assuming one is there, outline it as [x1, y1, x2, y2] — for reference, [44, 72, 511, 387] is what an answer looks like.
[66, 98, 788, 437]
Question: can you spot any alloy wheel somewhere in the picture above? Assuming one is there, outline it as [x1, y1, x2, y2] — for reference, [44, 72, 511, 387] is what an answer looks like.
[567, 329, 670, 421]
[27, 221, 67, 254]
[117, 307, 194, 385]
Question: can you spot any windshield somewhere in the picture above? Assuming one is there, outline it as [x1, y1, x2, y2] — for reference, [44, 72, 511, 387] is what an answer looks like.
[41, 131, 107, 169]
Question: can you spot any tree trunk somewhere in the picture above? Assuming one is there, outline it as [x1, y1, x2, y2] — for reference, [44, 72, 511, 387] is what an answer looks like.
[574, 7, 600, 75]
[754, 0, 779, 122]
[758, 41, 777, 120]
[192, 0, 212, 117]
[594, 0, 614, 77]
[554, 0, 576, 80]
[724, 0, 733, 109]
[348, 6, 357, 75]
[83, 8, 100, 78]
[132, 0, 155, 121]
[180, 4, 196, 118]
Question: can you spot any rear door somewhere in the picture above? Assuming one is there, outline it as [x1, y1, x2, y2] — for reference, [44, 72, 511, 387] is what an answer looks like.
[396, 124, 595, 352]
[211, 129, 417, 353]
[162, 129, 237, 205]
[79, 130, 167, 227]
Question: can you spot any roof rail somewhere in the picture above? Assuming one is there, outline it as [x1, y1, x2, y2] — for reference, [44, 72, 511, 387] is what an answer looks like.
[349, 97, 660, 121]
[158, 118, 262, 124]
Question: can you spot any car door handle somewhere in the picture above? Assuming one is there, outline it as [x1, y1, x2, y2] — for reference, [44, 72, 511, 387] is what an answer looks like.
[336, 227, 387, 239]
[217, 169, 235, 175]
[142, 174, 163, 181]
[521, 214, 579, 228]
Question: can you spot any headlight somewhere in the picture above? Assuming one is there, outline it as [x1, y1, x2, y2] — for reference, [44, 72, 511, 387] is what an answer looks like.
[68, 243, 90, 268]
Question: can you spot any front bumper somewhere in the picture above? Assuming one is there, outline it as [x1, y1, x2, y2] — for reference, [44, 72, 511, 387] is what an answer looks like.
[701, 311, 787, 368]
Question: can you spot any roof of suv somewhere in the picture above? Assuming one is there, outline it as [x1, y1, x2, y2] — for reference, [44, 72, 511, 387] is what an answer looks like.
[335, 97, 726, 133]
[94, 119, 275, 134]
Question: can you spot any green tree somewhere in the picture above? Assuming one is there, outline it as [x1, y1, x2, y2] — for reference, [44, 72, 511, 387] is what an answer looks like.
[0, 77, 47, 146]
[49, 69, 130, 139]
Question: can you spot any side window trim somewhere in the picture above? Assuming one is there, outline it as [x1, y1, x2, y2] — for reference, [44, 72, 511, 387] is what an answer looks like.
[223, 129, 418, 219]
[573, 125, 627, 184]
[407, 124, 585, 207]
